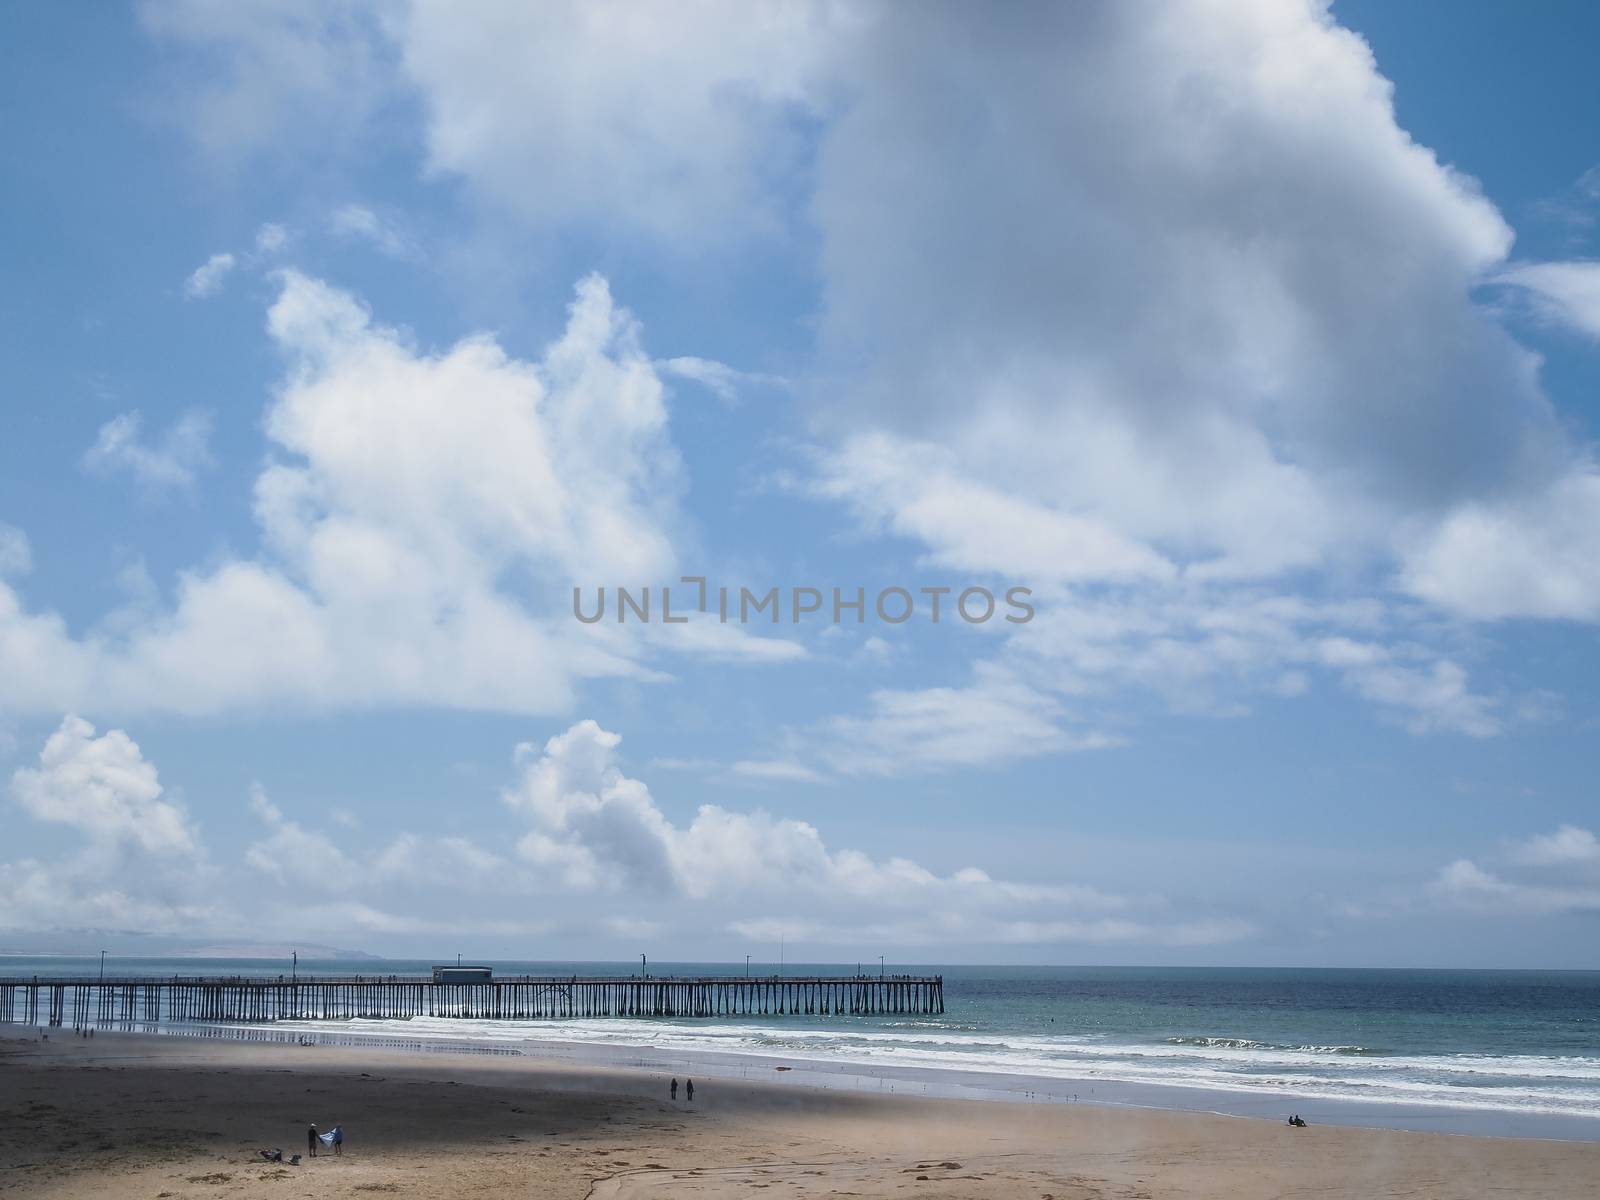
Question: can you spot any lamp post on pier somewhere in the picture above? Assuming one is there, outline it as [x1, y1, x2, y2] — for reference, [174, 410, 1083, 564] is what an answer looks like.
[99, 950, 106, 984]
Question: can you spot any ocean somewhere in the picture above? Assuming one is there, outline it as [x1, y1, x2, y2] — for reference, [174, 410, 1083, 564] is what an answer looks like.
[7, 958, 1599, 1139]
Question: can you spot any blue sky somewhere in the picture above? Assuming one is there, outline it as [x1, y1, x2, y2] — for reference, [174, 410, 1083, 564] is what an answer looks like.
[2, 1, 1598, 966]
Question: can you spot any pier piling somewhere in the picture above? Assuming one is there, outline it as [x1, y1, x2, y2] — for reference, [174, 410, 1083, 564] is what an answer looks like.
[1, 973, 944, 1027]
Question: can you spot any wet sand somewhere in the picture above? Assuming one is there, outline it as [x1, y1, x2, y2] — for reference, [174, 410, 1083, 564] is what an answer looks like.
[3, 1027, 1596, 1199]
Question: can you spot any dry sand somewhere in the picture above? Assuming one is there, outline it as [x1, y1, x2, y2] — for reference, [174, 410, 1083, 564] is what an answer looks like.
[2, 1028, 1596, 1199]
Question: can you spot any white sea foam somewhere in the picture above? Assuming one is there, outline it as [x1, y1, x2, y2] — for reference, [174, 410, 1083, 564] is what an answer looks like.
[256, 1014, 1600, 1119]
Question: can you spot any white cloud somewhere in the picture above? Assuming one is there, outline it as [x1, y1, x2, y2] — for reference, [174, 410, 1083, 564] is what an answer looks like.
[786, 591, 1499, 776]
[496, 718, 1233, 950]
[244, 784, 358, 889]
[1529, 164, 1600, 231]
[1514, 825, 1600, 868]
[1315, 641, 1500, 737]
[371, 832, 510, 883]
[632, 613, 806, 665]
[1014, 591, 1378, 708]
[183, 251, 236, 298]
[790, 2, 1600, 630]
[815, 434, 1175, 584]
[255, 222, 290, 254]
[647, 756, 719, 773]
[1497, 260, 1600, 340]
[328, 203, 415, 257]
[658, 356, 785, 405]
[2, 270, 811, 717]
[395, 0, 827, 242]
[1430, 857, 1600, 916]
[139, 0, 395, 166]
[260, 268, 679, 586]
[0, 524, 30, 577]
[0, 857, 223, 934]
[856, 635, 893, 665]
[0, 715, 1253, 949]
[1429, 825, 1600, 916]
[10, 715, 195, 856]
[729, 759, 823, 784]
[1400, 469, 1600, 621]
[816, 664, 1113, 777]
[83, 410, 214, 490]
[141, 2, 1600, 633]
[803, 2, 1558, 569]
[146, 0, 827, 243]
[1, 717, 217, 933]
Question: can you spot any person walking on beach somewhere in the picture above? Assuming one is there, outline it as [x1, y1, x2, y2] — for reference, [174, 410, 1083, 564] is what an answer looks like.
[670, 1077, 678, 1100]
[307, 1124, 319, 1157]
[686, 1079, 694, 1103]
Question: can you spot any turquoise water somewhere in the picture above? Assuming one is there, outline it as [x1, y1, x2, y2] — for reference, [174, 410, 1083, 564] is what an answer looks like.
[8, 958, 1599, 1132]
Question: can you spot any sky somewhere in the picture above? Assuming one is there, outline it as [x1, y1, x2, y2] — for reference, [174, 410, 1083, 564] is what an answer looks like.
[1, 0, 1598, 967]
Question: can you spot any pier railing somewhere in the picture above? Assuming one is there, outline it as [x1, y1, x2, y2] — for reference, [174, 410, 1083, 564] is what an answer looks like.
[1, 974, 944, 1026]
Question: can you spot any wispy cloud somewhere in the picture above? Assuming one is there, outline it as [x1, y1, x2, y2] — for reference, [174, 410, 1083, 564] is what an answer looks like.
[658, 356, 787, 405]
[328, 204, 416, 258]
[730, 759, 824, 784]
[83, 410, 213, 491]
[182, 251, 236, 299]
[1430, 825, 1600, 916]
[0, 524, 30, 577]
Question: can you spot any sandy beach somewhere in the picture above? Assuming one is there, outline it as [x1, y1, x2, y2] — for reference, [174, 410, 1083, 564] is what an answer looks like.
[2, 1028, 1595, 1199]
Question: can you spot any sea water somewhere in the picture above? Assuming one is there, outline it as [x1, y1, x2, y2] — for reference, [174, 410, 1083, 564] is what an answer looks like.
[7, 958, 1598, 1137]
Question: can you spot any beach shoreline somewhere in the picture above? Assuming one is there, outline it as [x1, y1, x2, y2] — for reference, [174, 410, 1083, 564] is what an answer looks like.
[56, 1017, 1600, 1144]
[4, 1026, 1599, 1199]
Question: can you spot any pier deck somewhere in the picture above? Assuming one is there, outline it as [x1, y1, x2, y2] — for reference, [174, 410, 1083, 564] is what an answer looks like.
[1, 974, 944, 1026]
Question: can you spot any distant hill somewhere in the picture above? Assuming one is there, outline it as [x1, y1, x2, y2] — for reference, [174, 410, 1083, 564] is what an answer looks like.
[178, 943, 382, 960]
[0, 929, 380, 960]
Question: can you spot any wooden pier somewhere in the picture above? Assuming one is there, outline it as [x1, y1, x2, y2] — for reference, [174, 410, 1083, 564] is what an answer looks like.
[1, 974, 943, 1027]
